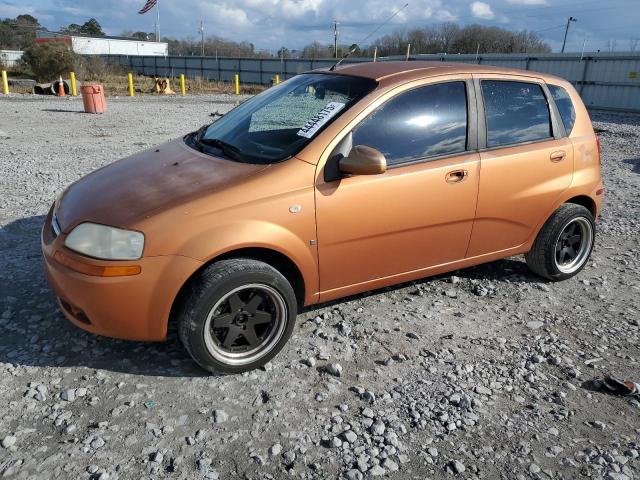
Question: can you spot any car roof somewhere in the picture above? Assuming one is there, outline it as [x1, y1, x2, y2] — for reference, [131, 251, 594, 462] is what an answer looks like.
[316, 60, 564, 84]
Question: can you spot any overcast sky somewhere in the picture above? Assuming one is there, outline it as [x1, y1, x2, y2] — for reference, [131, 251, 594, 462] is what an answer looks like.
[2, 0, 638, 53]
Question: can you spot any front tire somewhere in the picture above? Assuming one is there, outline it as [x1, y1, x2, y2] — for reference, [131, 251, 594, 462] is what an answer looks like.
[178, 259, 297, 374]
[525, 203, 595, 281]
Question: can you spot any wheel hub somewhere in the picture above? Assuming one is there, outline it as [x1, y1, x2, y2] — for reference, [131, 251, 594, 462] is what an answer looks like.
[234, 312, 250, 326]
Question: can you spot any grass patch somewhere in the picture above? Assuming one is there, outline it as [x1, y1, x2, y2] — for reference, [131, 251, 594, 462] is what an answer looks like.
[5, 72, 266, 97]
[86, 74, 266, 97]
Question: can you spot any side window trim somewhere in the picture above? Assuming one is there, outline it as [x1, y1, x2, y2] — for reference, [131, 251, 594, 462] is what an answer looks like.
[349, 79, 476, 170]
[474, 76, 566, 152]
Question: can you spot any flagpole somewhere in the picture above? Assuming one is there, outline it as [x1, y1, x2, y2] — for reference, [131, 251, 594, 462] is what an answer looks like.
[156, 0, 161, 42]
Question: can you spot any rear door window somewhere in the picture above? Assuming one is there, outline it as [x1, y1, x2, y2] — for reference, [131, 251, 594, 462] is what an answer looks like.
[548, 84, 576, 134]
[481, 80, 553, 148]
[351, 82, 468, 166]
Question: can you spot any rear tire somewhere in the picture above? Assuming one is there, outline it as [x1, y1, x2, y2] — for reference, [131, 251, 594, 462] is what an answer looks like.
[525, 204, 595, 281]
[178, 259, 297, 374]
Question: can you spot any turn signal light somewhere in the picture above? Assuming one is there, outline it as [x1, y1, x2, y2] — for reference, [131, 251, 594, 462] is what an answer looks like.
[54, 250, 141, 277]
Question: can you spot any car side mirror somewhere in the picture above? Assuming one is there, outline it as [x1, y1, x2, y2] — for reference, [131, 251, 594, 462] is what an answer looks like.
[339, 145, 387, 176]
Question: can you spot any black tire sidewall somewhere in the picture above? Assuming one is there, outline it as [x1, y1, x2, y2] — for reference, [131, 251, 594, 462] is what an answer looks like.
[184, 263, 297, 374]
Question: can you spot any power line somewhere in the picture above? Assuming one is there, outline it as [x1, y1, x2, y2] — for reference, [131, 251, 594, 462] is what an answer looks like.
[533, 24, 567, 34]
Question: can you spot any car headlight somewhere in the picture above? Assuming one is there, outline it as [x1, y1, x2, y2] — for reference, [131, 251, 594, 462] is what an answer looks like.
[65, 223, 144, 260]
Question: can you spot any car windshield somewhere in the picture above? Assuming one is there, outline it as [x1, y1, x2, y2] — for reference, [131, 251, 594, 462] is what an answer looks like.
[187, 73, 377, 164]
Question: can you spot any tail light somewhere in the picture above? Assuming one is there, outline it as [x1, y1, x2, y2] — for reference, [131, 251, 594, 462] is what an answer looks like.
[596, 135, 601, 164]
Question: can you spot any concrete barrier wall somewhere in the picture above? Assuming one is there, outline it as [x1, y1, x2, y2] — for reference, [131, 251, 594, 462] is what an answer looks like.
[103, 52, 640, 113]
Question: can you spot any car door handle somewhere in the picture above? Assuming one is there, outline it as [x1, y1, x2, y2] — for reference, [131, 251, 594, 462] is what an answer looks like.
[445, 169, 468, 183]
[550, 151, 566, 162]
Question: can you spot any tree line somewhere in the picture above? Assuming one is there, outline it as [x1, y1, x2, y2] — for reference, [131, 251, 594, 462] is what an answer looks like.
[302, 23, 552, 59]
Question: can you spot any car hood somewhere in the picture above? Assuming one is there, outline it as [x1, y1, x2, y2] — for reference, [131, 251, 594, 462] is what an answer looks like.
[56, 138, 269, 232]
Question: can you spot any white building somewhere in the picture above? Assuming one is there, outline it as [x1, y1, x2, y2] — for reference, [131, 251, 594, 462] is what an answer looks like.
[36, 32, 168, 56]
[0, 50, 24, 67]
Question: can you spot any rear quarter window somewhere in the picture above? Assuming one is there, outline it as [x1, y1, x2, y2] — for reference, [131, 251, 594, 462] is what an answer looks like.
[548, 84, 576, 134]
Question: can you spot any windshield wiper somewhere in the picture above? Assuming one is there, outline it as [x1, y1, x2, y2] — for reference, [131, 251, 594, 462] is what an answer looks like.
[198, 137, 243, 162]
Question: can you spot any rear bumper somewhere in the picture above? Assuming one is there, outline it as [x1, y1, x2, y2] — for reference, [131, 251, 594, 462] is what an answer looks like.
[41, 207, 202, 341]
[592, 181, 605, 219]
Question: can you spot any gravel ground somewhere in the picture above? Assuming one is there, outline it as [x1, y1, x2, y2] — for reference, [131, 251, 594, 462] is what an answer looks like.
[0, 94, 639, 480]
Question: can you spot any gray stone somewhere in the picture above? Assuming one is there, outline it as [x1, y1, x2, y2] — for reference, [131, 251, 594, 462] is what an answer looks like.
[344, 469, 363, 480]
[368, 465, 386, 476]
[60, 389, 76, 402]
[370, 420, 385, 436]
[382, 458, 398, 472]
[326, 363, 343, 377]
[361, 408, 374, 418]
[269, 443, 282, 456]
[213, 410, 229, 423]
[151, 452, 164, 463]
[474, 385, 492, 396]
[342, 430, 358, 444]
[451, 460, 465, 474]
[361, 391, 376, 403]
[1, 436, 16, 449]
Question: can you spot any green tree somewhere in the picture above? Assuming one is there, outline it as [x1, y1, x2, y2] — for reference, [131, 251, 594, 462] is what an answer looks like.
[61, 18, 105, 36]
[0, 14, 42, 49]
[130, 31, 152, 40]
[80, 18, 104, 36]
[61, 23, 82, 34]
[15, 14, 39, 26]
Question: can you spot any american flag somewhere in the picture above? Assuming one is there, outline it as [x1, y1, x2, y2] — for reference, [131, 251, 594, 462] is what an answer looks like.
[138, 0, 157, 14]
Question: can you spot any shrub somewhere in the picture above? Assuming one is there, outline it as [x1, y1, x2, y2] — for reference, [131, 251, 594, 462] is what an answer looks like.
[22, 42, 76, 81]
[74, 55, 124, 81]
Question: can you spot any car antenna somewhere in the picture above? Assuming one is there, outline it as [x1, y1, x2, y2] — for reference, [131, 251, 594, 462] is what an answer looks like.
[329, 3, 409, 71]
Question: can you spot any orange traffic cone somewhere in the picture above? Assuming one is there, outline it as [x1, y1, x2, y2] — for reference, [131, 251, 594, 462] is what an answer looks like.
[57, 76, 65, 97]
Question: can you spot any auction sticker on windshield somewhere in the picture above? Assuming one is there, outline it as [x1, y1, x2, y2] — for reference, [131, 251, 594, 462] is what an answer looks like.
[297, 102, 346, 138]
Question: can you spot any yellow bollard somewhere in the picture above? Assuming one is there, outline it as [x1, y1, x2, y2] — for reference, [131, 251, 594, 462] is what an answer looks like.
[234, 74, 239, 95]
[128, 73, 134, 97]
[180, 74, 185, 96]
[1, 70, 8, 95]
[275, 74, 280, 85]
[70, 72, 77, 96]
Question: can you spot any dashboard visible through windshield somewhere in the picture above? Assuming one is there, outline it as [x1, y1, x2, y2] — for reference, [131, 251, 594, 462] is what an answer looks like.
[186, 73, 377, 164]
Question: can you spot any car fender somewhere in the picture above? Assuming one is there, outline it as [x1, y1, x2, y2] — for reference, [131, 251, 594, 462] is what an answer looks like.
[175, 220, 319, 305]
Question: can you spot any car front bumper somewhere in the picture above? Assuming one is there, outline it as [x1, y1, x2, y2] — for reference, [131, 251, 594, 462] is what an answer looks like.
[41, 207, 202, 341]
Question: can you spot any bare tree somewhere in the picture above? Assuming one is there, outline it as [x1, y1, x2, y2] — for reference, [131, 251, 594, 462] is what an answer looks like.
[359, 23, 551, 57]
[630, 37, 639, 52]
[301, 41, 332, 59]
[606, 39, 618, 53]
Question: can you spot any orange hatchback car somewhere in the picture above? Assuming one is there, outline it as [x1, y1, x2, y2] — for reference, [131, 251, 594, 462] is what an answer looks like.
[42, 62, 604, 373]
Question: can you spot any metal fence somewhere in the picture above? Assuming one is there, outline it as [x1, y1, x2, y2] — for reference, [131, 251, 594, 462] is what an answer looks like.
[103, 52, 640, 113]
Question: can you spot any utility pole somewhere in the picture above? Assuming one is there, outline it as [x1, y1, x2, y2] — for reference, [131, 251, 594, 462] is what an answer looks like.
[333, 20, 339, 59]
[561, 16, 577, 53]
[280, 46, 285, 78]
[156, 0, 161, 42]
[199, 21, 204, 56]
